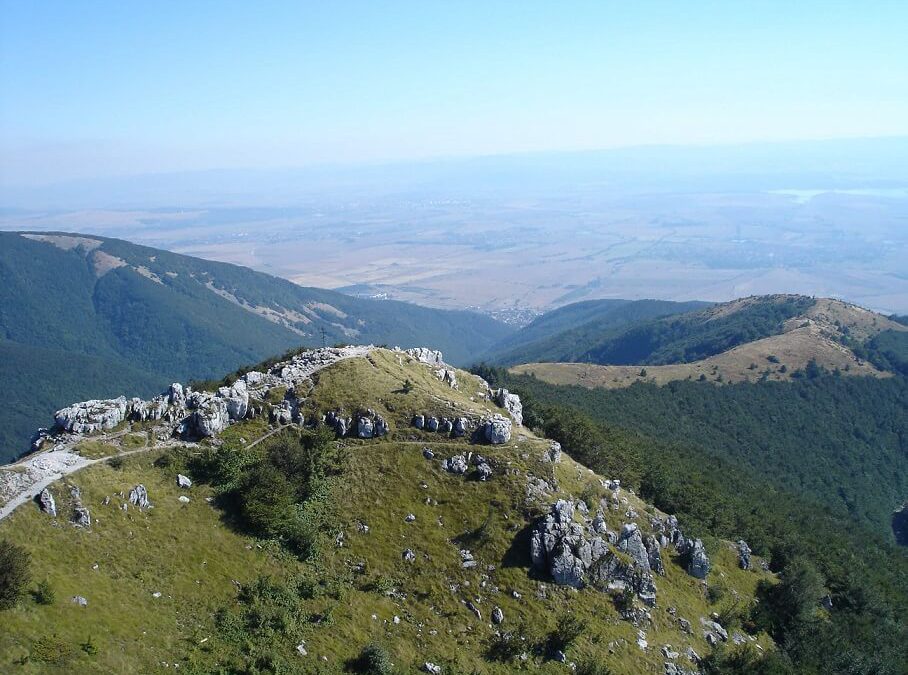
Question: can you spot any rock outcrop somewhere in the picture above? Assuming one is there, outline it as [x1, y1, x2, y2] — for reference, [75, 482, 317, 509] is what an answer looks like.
[493, 388, 523, 426]
[681, 539, 711, 579]
[55, 397, 128, 434]
[37, 487, 56, 516]
[737, 540, 751, 570]
[405, 347, 445, 366]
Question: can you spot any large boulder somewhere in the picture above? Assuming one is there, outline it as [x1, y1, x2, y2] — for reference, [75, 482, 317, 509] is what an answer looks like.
[190, 396, 230, 437]
[494, 388, 523, 426]
[128, 485, 151, 510]
[54, 397, 128, 434]
[220, 380, 249, 421]
[453, 417, 468, 437]
[737, 540, 751, 570]
[412, 415, 425, 429]
[38, 488, 56, 516]
[168, 383, 186, 406]
[483, 415, 512, 444]
[442, 455, 468, 475]
[683, 538, 711, 579]
[357, 416, 374, 438]
[618, 523, 651, 573]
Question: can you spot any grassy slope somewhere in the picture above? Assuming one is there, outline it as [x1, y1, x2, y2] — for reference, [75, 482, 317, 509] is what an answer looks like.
[0, 351, 773, 673]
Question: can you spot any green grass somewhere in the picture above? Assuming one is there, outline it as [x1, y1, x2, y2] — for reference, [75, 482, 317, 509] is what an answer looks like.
[0, 351, 775, 673]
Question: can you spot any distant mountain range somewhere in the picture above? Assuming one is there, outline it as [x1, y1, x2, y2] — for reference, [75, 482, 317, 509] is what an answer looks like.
[0, 231, 513, 461]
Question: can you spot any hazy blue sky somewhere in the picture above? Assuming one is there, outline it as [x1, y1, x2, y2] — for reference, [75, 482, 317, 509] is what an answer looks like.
[2, 1, 908, 185]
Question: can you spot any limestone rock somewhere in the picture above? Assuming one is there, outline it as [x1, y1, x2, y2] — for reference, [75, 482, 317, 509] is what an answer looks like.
[413, 415, 425, 429]
[190, 395, 230, 437]
[426, 417, 440, 432]
[219, 380, 249, 421]
[483, 415, 512, 444]
[357, 416, 374, 438]
[442, 455, 468, 475]
[177, 474, 192, 489]
[491, 607, 504, 624]
[543, 441, 562, 463]
[493, 388, 523, 426]
[477, 462, 492, 481]
[55, 397, 128, 434]
[737, 540, 751, 570]
[128, 484, 151, 510]
[71, 595, 88, 607]
[453, 417, 468, 437]
[38, 488, 56, 516]
[683, 539, 711, 579]
[405, 347, 445, 365]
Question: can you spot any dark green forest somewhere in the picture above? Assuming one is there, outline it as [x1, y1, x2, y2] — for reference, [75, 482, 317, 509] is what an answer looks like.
[474, 364, 908, 674]
[480, 298, 709, 364]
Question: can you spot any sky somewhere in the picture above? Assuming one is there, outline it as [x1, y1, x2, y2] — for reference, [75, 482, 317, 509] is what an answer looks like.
[2, 1, 908, 186]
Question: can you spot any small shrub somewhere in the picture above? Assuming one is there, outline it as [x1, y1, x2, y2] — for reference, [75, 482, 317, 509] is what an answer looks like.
[402, 379, 413, 393]
[81, 635, 99, 656]
[30, 634, 75, 665]
[485, 630, 525, 662]
[106, 455, 124, 470]
[548, 612, 587, 654]
[0, 539, 31, 610]
[576, 660, 614, 675]
[707, 584, 726, 604]
[352, 643, 393, 674]
[32, 579, 56, 605]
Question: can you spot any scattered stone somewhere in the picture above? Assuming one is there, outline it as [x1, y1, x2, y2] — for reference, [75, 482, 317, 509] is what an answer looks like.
[405, 513, 416, 523]
[177, 474, 192, 489]
[413, 415, 425, 429]
[461, 550, 477, 569]
[426, 417, 440, 432]
[178, 495, 190, 503]
[296, 642, 308, 656]
[152, 591, 162, 598]
[357, 416, 374, 438]
[422, 447, 435, 460]
[403, 548, 416, 562]
[491, 607, 504, 624]
[683, 539, 711, 579]
[71, 595, 88, 607]
[423, 663, 442, 674]
[453, 417, 468, 437]
[466, 600, 481, 620]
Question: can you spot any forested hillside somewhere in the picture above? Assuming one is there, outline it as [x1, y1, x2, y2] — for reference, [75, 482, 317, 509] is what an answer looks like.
[487, 295, 812, 366]
[0, 232, 512, 461]
[481, 298, 709, 364]
[475, 364, 908, 674]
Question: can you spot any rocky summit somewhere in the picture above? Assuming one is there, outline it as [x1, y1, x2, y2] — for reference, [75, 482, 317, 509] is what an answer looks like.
[0, 345, 775, 673]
